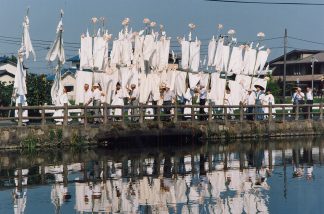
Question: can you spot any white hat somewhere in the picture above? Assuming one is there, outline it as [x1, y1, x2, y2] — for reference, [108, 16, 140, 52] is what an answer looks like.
[93, 83, 99, 87]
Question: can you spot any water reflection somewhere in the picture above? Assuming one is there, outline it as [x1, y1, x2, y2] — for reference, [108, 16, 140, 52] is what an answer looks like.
[0, 138, 323, 213]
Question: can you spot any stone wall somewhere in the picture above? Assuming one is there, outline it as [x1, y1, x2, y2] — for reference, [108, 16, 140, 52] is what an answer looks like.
[0, 120, 324, 149]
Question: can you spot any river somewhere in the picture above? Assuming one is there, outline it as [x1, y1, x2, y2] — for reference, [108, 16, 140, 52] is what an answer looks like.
[0, 137, 323, 213]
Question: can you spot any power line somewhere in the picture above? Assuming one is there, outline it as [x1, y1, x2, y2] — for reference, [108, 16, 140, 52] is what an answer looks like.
[288, 36, 324, 46]
[206, 0, 324, 6]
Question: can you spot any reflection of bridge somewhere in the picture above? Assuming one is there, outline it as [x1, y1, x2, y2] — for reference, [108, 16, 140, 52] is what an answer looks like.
[1, 138, 323, 213]
[1, 103, 324, 144]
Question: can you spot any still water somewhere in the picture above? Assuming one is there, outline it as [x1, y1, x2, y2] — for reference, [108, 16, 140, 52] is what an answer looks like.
[0, 138, 323, 214]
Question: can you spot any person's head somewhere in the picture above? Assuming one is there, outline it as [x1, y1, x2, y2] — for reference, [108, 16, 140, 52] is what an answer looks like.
[248, 89, 252, 94]
[307, 87, 311, 92]
[93, 83, 99, 89]
[84, 84, 89, 91]
[131, 84, 136, 90]
[267, 90, 271, 95]
[255, 86, 261, 91]
[116, 82, 121, 90]
[63, 87, 67, 93]
[297, 87, 302, 92]
[200, 85, 205, 90]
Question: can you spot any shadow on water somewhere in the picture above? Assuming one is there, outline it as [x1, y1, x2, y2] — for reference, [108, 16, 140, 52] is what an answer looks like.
[0, 137, 323, 213]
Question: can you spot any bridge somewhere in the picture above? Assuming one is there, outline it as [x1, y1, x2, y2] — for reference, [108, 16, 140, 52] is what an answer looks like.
[0, 102, 324, 146]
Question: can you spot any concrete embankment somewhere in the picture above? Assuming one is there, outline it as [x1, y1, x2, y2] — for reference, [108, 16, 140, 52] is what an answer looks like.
[0, 120, 324, 149]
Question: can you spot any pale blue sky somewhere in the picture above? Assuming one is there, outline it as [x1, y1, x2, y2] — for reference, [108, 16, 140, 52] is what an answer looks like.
[1, 0, 324, 73]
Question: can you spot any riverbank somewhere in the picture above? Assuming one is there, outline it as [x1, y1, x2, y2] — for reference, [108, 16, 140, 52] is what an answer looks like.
[0, 120, 324, 149]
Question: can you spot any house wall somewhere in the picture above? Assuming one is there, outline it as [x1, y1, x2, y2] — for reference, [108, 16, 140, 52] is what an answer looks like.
[0, 75, 14, 84]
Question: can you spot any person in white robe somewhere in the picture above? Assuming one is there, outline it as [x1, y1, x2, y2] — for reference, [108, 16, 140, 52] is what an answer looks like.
[92, 83, 104, 123]
[53, 87, 70, 125]
[111, 82, 124, 119]
[263, 90, 275, 118]
[224, 88, 234, 118]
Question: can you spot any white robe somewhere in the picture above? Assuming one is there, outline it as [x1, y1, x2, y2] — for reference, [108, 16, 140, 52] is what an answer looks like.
[111, 89, 124, 116]
[181, 40, 190, 69]
[228, 46, 243, 74]
[189, 40, 200, 72]
[75, 70, 93, 105]
[80, 35, 93, 69]
[210, 72, 226, 105]
[255, 50, 269, 74]
[207, 39, 217, 66]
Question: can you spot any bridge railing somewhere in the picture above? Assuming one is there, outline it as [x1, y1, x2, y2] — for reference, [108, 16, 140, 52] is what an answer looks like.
[0, 102, 323, 127]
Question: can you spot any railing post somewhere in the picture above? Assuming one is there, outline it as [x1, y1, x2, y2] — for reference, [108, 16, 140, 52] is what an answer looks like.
[103, 102, 108, 125]
[307, 104, 311, 120]
[191, 106, 195, 122]
[41, 106, 46, 126]
[122, 106, 126, 124]
[268, 104, 272, 122]
[139, 104, 144, 124]
[320, 102, 323, 120]
[239, 103, 244, 122]
[208, 103, 212, 122]
[84, 105, 88, 127]
[63, 103, 68, 126]
[174, 103, 178, 123]
[18, 103, 23, 127]
[295, 103, 299, 121]
[224, 106, 228, 123]
[157, 106, 161, 122]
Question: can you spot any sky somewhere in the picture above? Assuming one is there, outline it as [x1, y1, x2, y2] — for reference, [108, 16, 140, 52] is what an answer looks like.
[1, 0, 324, 74]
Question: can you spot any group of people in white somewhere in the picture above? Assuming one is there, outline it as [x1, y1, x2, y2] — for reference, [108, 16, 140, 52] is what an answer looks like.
[47, 17, 278, 123]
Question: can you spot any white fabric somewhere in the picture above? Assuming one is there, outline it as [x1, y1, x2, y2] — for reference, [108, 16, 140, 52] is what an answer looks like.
[254, 50, 269, 74]
[228, 46, 243, 74]
[50, 70, 63, 105]
[75, 70, 93, 104]
[245, 92, 256, 105]
[228, 80, 245, 105]
[235, 74, 253, 91]
[22, 16, 36, 60]
[134, 35, 144, 69]
[207, 39, 216, 66]
[139, 73, 150, 104]
[121, 38, 133, 66]
[166, 70, 177, 92]
[14, 57, 27, 96]
[111, 89, 124, 116]
[15, 95, 28, 123]
[101, 71, 119, 104]
[46, 19, 65, 64]
[242, 47, 257, 75]
[210, 72, 226, 105]
[143, 34, 155, 61]
[119, 67, 133, 97]
[80, 35, 93, 69]
[181, 40, 190, 69]
[200, 73, 210, 88]
[188, 73, 200, 89]
[110, 40, 122, 65]
[53, 93, 70, 122]
[189, 40, 200, 72]
[93, 36, 107, 70]
[213, 38, 224, 71]
[175, 71, 187, 96]
[159, 38, 170, 71]
[221, 45, 230, 72]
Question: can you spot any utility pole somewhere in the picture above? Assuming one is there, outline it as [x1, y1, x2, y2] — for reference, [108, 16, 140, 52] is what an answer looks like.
[311, 57, 318, 92]
[283, 28, 287, 103]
